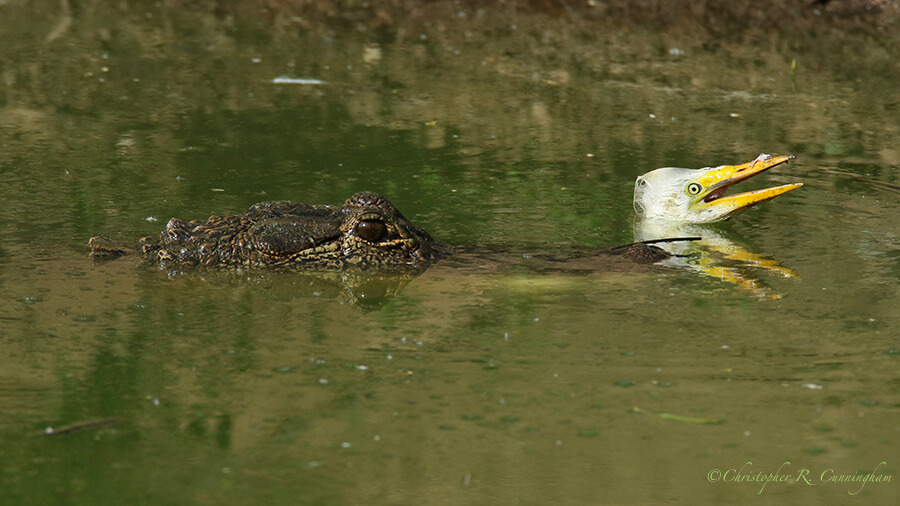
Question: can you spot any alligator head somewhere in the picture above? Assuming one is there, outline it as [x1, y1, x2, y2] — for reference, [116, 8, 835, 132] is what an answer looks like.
[92, 192, 447, 273]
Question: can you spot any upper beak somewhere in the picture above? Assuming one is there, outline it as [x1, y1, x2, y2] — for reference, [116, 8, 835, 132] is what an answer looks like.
[690, 154, 803, 215]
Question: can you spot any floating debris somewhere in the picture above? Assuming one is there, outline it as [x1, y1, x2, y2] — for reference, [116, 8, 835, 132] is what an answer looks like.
[631, 406, 723, 425]
[272, 76, 326, 85]
[44, 417, 123, 436]
[362, 45, 382, 64]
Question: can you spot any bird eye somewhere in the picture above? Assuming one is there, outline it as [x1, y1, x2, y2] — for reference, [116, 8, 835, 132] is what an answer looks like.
[687, 183, 703, 195]
[356, 219, 387, 242]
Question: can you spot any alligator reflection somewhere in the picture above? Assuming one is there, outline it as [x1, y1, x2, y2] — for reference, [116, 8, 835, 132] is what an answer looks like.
[285, 271, 414, 311]
[183, 269, 416, 312]
[174, 243, 674, 309]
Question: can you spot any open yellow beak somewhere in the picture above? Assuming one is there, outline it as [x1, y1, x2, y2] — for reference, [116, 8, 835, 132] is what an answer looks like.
[689, 154, 803, 218]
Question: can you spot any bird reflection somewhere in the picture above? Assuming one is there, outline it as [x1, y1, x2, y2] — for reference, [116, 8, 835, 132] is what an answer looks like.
[634, 219, 798, 298]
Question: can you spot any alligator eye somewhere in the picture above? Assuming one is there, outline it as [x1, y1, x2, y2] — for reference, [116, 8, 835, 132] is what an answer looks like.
[687, 183, 703, 195]
[356, 219, 387, 242]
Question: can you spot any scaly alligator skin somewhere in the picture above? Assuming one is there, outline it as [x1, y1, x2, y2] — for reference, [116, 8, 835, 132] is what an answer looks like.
[89, 192, 447, 273]
[90, 191, 676, 272]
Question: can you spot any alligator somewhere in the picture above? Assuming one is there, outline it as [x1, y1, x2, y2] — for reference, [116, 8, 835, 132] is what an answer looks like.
[89, 191, 677, 272]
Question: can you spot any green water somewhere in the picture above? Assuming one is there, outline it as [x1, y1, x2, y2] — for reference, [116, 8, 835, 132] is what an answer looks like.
[1, 3, 898, 504]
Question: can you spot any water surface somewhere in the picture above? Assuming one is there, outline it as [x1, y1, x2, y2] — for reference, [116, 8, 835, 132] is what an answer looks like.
[0, 3, 898, 504]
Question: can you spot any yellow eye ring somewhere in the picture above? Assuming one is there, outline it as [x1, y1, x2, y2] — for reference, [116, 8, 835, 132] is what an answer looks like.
[687, 183, 702, 195]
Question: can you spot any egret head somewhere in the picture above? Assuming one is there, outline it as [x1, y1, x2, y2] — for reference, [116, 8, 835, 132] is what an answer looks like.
[634, 154, 802, 224]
